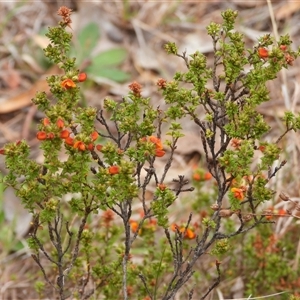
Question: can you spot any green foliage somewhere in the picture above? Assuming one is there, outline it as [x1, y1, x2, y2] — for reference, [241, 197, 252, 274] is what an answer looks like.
[1, 7, 300, 300]
[74, 22, 130, 82]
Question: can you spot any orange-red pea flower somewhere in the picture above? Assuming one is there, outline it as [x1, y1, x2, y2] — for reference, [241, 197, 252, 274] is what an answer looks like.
[96, 144, 103, 152]
[155, 149, 166, 157]
[56, 118, 64, 129]
[43, 118, 51, 126]
[47, 132, 55, 139]
[185, 228, 196, 239]
[65, 137, 74, 146]
[78, 72, 87, 82]
[279, 45, 287, 52]
[170, 223, 196, 239]
[193, 173, 201, 181]
[258, 47, 269, 59]
[108, 165, 120, 175]
[87, 143, 94, 151]
[60, 129, 70, 139]
[61, 78, 76, 89]
[204, 172, 212, 180]
[36, 131, 47, 140]
[129, 220, 140, 234]
[0, 148, 5, 155]
[91, 131, 99, 141]
[73, 141, 86, 151]
[231, 187, 245, 201]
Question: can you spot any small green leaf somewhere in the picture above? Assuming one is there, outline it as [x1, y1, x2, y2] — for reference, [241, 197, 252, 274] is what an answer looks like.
[91, 48, 128, 67]
[88, 67, 130, 83]
[76, 22, 100, 63]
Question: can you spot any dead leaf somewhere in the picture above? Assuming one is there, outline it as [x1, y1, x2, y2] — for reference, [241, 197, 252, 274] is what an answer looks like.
[276, 2, 300, 20]
[0, 66, 60, 114]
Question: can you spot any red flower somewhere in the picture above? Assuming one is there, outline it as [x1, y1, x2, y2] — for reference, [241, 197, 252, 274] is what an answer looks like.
[91, 131, 99, 141]
[47, 132, 55, 139]
[108, 165, 120, 175]
[87, 143, 94, 151]
[73, 141, 86, 151]
[170, 223, 196, 239]
[129, 220, 140, 234]
[194, 173, 202, 181]
[204, 172, 212, 180]
[0, 148, 5, 155]
[60, 129, 70, 139]
[96, 144, 103, 152]
[78, 72, 87, 82]
[279, 45, 287, 52]
[231, 187, 245, 201]
[258, 47, 269, 59]
[36, 131, 47, 140]
[56, 118, 64, 129]
[65, 137, 74, 146]
[61, 78, 76, 89]
[155, 149, 166, 157]
[43, 118, 51, 126]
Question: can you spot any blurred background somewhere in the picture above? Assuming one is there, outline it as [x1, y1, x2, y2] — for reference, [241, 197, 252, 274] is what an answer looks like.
[1, 1, 300, 299]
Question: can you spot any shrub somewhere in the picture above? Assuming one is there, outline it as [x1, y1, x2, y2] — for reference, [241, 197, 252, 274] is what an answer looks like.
[1, 6, 300, 300]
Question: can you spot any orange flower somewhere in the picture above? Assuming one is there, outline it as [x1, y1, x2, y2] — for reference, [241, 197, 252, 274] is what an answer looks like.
[193, 171, 212, 181]
[74, 141, 86, 151]
[170, 224, 196, 239]
[185, 228, 196, 239]
[129, 220, 140, 234]
[204, 172, 212, 180]
[193, 173, 201, 181]
[258, 145, 266, 152]
[60, 129, 70, 139]
[65, 137, 74, 146]
[279, 45, 287, 52]
[91, 131, 99, 141]
[231, 187, 245, 201]
[96, 144, 103, 151]
[155, 149, 166, 157]
[61, 78, 76, 89]
[43, 118, 51, 126]
[36, 131, 47, 140]
[47, 132, 55, 139]
[258, 47, 269, 59]
[170, 223, 179, 232]
[0, 148, 5, 155]
[149, 135, 160, 145]
[56, 118, 64, 128]
[87, 143, 94, 151]
[78, 72, 87, 82]
[108, 165, 120, 175]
